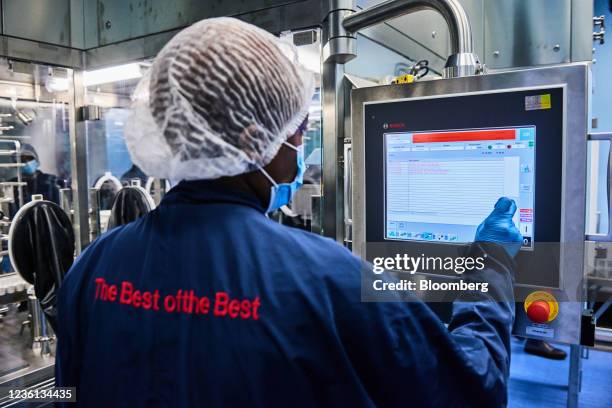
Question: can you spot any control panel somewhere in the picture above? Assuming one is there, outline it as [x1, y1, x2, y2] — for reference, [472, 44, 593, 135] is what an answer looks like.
[351, 64, 590, 344]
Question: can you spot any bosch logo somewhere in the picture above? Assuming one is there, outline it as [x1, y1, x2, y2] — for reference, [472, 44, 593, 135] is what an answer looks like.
[383, 123, 389, 129]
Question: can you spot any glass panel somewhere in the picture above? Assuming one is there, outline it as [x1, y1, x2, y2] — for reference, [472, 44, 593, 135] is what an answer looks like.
[84, 62, 158, 233]
[264, 30, 322, 231]
[0, 62, 73, 275]
[345, 34, 437, 84]
[0, 59, 73, 383]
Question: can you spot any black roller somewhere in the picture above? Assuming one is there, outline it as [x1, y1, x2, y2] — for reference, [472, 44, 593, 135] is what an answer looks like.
[8, 200, 75, 331]
[107, 186, 155, 229]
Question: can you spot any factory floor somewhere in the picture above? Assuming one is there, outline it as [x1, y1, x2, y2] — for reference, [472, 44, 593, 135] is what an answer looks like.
[509, 338, 612, 408]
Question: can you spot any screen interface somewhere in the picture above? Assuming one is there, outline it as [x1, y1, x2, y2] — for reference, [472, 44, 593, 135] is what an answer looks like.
[384, 126, 535, 248]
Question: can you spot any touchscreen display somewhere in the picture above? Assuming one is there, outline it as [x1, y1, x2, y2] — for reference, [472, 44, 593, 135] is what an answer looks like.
[384, 126, 535, 248]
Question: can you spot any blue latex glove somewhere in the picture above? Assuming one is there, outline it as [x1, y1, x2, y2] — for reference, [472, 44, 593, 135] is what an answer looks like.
[475, 197, 523, 257]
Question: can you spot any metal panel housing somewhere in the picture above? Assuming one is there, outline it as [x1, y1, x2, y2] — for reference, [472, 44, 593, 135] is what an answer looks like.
[93, 0, 318, 46]
[351, 63, 590, 344]
[2, 0, 73, 47]
[484, 0, 571, 69]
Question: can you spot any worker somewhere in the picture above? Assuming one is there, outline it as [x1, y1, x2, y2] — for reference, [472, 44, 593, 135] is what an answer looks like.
[524, 339, 567, 360]
[120, 163, 148, 187]
[10, 144, 63, 214]
[56, 18, 522, 407]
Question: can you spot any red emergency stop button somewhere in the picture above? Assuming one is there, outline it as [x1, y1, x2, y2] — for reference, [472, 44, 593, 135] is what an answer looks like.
[526, 300, 550, 323]
[524, 291, 559, 324]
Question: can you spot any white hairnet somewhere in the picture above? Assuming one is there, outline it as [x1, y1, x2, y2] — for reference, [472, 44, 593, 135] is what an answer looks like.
[125, 17, 315, 181]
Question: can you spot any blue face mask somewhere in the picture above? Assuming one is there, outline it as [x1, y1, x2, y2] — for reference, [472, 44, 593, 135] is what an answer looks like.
[22, 159, 39, 175]
[259, 142, 305, 213]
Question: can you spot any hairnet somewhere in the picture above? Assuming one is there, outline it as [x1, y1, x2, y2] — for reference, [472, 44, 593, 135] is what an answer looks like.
[20, 143, 39, 161]
[125, 17, 315, 181]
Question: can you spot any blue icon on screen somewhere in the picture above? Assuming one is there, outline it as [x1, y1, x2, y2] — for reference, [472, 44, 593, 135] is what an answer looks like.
[519, 128, 535, 141]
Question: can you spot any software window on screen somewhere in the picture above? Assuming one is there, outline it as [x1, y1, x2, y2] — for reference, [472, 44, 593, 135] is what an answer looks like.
[384, 126, 535, 248]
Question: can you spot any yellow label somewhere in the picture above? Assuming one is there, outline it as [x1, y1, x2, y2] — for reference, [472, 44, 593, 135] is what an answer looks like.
[524, 291, 559, 322]
[540, 94, 552, 109]
[392, 74, 415, 85]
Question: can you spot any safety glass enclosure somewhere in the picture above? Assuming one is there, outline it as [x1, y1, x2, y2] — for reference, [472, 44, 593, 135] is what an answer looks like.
[270, 30, 323, 233]
[82, 61, 165, 236]
[0, 59, 73, 385]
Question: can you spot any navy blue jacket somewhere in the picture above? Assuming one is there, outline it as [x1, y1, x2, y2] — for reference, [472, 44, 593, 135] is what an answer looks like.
[56, 180, 514, 407]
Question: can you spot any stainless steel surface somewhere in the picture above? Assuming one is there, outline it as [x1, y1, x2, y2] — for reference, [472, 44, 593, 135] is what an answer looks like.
[355, 0, 592, 74]
[586, 133, 612, 242]
[311, 195, 322, 234]
[345, 0, 473, 54]
[443, 51, 482, 77]
[323, 2, 358, 64]
[357, 23, 446, 74]
[343, 0, 479, 77]
[567, 344, 582, 408]
[69, 70, 90, 252]
[351, 63, 590, 344]
[0, 0, 593, 74]
[90, 0, 321, 47]
[0, 35, 83, 69]
[323, 36, 358, 64]
[343, 142, 353, 245]
[321, 60, 349, 242]
[84, 29, 180, 69]
[326, 1, 357, 39]
[484, 0, 571, 70]
[596, 327, 612, 344]
[27, 294, 51, 356]
[70, 0, 86, 50]
[0, 1, 321, 70]
[355, 0, 482, 76]
[85, 0, 322, 70]
[571, 0, 594, 62]
[0, 305, 54, 388]
[89, 188, 101, 242]
[2, 0, 72, 47]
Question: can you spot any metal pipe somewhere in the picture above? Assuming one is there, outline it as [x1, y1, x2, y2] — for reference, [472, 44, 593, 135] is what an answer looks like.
[343, 0, 472, 54]
[343, 0, 479, 77]
[89, 188, 101, 242]
[69, 70, 91, 252]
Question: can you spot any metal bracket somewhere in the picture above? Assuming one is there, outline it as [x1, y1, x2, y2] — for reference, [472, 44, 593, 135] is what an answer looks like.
[594, 15, 606, 45]
[580, 309, 595, 346]
[586, 133, 612, 242]
[78, 105, 102, 121]
[322, 0, 357, 64]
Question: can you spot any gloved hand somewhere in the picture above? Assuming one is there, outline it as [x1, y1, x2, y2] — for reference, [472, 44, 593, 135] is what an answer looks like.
[475, 197, 523, 258]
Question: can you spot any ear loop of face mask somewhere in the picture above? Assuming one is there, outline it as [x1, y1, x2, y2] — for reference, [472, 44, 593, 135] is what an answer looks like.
[259, 141, 303, 213]
[259, 142, 298, 184]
